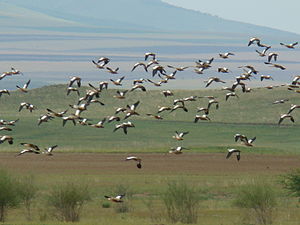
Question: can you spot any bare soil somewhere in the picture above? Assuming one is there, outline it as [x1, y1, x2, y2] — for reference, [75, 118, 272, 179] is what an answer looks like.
[0, 153, 299, 176]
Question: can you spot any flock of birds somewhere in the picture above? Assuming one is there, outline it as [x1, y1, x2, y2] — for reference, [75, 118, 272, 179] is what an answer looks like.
[0, 37, 299, 202]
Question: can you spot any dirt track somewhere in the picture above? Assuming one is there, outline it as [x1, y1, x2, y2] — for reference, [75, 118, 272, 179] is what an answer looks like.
[0, 153, 299, 175]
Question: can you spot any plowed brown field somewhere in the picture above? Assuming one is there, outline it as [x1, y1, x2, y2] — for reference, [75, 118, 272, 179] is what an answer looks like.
[0, 153, 299, 175]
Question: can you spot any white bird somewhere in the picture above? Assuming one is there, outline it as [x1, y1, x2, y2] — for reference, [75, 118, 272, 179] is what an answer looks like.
[194, 114, 210, 123]
[234, 134, 247, 142]
[106, 67, 119, 74]
[131, 62, 148, 72]
[105, 194, 125, 203]
[89, 118, 106, 128]
[162, 90, 173, 97]
[264, 62, 286, 70]
[169, 146, 189, 154]
[260, 75, 274, 81]
[255, 47, 270, 57]
[38, 114, 54, 126]
[97, 57, 110, 65]
[287, 104, 300, 114]
[107, 116, 121, 123]
[17, 149, 40, 156]
[167, 65, 189, 71]
[125, 156, 142, 168]
[145, 52, 156, 61]
[113, 121, 135, 134]
[219, 52, 234, 59]
[268, 52, 278, 62]
[218, 67, 230, 73]
[272, 99, 289, 104]
[16, 80, 31, 93]
[113, 90, 128, 99]
[280, 42, 298, 49]
[130, 84, 146, 92]
[69, 76, 81, 87]
[225, 92, 239, 101]
[67, 87, 80, 96]
[194, 67, 205, 74]
[205, 77, 226, 88]
[0, 135, 13, 144]
[278, 114, 295, 125]
[241, 136, 256, 147]
[172, 131, 189, 141]
[0, 89, 10, 97]
[19, 102, 36, 112]
[248, 37, 260, 46]
[226, 149, 241, 161]
[43, 145, 58, 156]
[110, 76, 125, 86]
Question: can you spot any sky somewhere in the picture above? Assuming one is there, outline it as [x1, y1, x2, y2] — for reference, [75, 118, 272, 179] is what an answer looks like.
[162, 0, 300, 34]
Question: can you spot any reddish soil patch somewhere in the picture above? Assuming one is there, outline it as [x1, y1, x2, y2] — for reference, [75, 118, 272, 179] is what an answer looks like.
[0, 153, 299, 175]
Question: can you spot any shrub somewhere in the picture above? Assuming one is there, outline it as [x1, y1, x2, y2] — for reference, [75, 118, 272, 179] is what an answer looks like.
[17, 175, 38, 221]
[233, 181, 277, 225]
[143, 197, 164, 223]
[47, 181, 91, 222]
[281, 169, 300, 200]
[0, 170, 21, 222]
[162, 180, 200, 224]
[113, 184, 132, 213]
[102, 202, 110, 208]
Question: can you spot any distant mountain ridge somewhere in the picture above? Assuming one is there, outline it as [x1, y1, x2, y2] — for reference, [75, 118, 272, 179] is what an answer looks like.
[0, 0, 299, 38]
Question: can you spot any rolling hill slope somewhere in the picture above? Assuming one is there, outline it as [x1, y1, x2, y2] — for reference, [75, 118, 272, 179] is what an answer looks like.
[1, 0, 299, 39]
[0, 84, 299, 153]
[1, 84, 299, 124]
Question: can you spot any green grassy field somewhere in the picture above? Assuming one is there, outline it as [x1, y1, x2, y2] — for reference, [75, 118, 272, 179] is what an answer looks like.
[0, 85, 299, 225]
[0, 84, 299, 154]
[1, 155, 300, 225]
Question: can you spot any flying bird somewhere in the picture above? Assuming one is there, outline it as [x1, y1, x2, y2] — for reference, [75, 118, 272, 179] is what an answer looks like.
[126, 156, 142, 169]
[194, 114, 210, 123]
[146, 113, 163, 120]
[225, 92, 239, 101]
[162, 90, 173, 97]
[106, 67, 119, 74]
[69, 76, 81, 87]
[20, 143, 40, 151]
[205, 77, 226, 88]
[16, 80, 31, 93]
[172, 131, 189, 141]
[280, 42, 298, 49]
[248, 37, 260, 46]
[169, 146, 189, 154]
[131, 62, 148, 72]
[113, 90, 128, 99]
[272, 99, 289, 104]
[0, 136, 13, 144]
[43, 145, 58, 156]
[67, 87, 80, 96]
[97, 57, 110, 65]
[219, 52, 234, 59]
[17, 149, 40, 156]
[267, 52, 278, 62]
[287, 104, 300, 114]
[226, 149, 241, 161]
[264, 62, 286, 70]
[145, 52, 156, 61]
[278, 114, 295, 125]
[113, 121, 135, 134]
[110, 76, 125, 86]
[105, 194, 125, 203]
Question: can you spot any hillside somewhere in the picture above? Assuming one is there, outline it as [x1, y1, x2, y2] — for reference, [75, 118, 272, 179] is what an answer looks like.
[0, 84, 299, 153]
[0, 0, 299, 38]
[1, 84, 299, 125]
